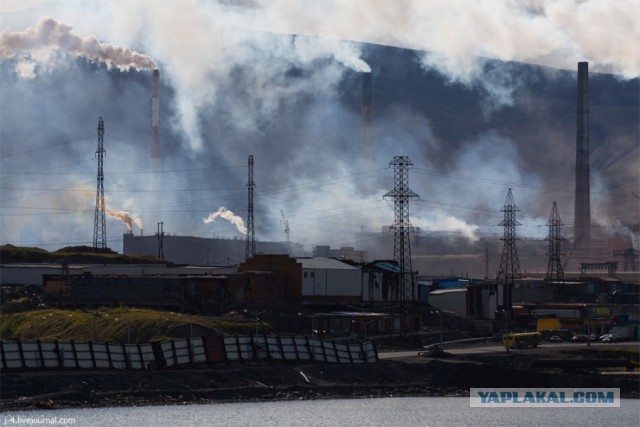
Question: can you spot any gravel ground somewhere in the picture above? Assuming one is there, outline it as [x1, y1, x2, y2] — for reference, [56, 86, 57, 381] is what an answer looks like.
[1, 355, 637, 411]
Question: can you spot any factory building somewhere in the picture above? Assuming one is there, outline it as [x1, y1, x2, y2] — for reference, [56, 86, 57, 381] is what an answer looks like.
[238, 254, 362, 306]
[123, 232, 305, 266]
[0, 263, 227, 287]
[42, 270, 288, 314]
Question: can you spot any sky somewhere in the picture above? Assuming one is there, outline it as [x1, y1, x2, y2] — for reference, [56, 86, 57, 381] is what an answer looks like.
[1, 0, 639, 255]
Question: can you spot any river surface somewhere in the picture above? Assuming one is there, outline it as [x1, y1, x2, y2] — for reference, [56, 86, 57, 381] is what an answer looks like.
[2, 397, 638, 427]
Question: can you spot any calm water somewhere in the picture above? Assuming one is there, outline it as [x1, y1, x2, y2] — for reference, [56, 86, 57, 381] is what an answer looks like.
[2, 397, 638, 427]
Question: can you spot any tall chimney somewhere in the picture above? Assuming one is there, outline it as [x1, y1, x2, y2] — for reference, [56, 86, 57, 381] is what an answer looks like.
[150, 69, 161, 173]
[574, 62, 591, 243]
[361, 72, 372, 170]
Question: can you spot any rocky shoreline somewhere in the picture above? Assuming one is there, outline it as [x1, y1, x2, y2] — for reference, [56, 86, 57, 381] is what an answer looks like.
[1, 358, 638, 411]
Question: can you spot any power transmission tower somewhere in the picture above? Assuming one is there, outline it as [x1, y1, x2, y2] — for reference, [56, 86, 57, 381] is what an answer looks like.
[496, 188, 522, 311]
[245, 155, 256, 259]
[546, 202, 565, 282]
[613, 248, 639, 272]
[484, 246, 490, 279]
[157, 222, 164, 260]
[384, 156, 419, 337]
[280, 210, 290, 243]
[93, 117, 106, 251]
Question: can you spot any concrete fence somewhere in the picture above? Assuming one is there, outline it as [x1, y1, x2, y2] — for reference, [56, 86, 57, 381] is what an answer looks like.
[0, 335, 378, 371]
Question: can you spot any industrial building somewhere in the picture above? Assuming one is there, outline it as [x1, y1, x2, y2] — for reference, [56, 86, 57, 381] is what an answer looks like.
[42, 270, 288, 313]
[123, 232, 304, 266]
[3, 58, 637, 343]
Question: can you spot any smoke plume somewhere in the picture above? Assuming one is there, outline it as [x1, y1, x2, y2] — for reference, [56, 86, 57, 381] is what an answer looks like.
[203, 207, 248, 235]
[0, 1, 637, 267]
[0, 17, 156, 72]
[106, 207, 143, 232]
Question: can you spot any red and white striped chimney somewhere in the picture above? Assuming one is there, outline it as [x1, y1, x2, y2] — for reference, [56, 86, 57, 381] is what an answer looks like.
[150, 69, 161, 173]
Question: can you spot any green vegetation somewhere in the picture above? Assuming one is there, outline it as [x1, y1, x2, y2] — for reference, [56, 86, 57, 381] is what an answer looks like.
[0, 308, 259, 343]
[0, 244, 167, 265]
[0, 245, 50, 263]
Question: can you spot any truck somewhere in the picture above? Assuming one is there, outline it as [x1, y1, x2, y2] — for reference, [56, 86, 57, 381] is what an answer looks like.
[608, 326, 633, 340]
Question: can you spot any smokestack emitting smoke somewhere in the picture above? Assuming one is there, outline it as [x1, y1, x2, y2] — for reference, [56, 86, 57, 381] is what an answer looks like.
[203, 207, 248, 235]
[1, 4, 637, 256]
[361, 72, 372, 170]
[150, 69, 161, 173]
[106, 207, 144, 232]
[0, 17, 156, 71]
[574, 61, 591, 243]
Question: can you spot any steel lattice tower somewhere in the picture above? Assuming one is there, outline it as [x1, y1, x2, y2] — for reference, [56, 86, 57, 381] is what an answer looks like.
[157, 222, 165, 260]
[496, 188, 521, 310]
[245, 155, 256, 259]
[546, 202, 565, 282]
[383, 156, 419, 304]
[613, 248, 639, 272]
[92, 117, 107, 250]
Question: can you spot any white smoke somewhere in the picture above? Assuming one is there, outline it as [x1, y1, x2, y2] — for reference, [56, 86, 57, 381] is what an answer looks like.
[0, 16, 157, 71]
[0, 0, 637, 256]
[417, 212, 480, 242]
[203, 207, 248, 235]
[4, 1, 637, 151]
[253, 0, 640, 77]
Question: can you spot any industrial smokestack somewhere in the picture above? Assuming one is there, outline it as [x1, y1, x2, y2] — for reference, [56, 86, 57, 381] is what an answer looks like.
[150, 69, 161, 173]
[361, 71, 372, 170]
[574, 62, 591, 243]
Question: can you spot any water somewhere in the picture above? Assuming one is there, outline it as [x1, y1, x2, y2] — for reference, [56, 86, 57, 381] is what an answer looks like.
[2, 397, 638, 427]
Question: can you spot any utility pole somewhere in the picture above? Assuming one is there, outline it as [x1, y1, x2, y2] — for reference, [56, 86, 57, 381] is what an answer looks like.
[157, 222, 164, 260]
[383, 156, 419, 339]
[93, 117, 106, 251]
[245, 155, 256, 260]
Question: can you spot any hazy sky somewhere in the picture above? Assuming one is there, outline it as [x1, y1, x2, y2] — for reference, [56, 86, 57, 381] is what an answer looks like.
[1, 0, 638, 253]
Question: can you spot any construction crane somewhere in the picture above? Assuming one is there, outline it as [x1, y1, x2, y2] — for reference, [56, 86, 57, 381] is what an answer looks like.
[280, 210, 290, 243]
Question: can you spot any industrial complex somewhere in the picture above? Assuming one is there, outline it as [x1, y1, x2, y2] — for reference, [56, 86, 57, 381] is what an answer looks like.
[2, 61, 639, 344]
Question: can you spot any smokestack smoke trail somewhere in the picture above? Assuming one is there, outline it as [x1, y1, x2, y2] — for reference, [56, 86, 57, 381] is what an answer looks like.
[203, 207, 248, 235]
[150, 69, 161, 173]
[361, 72, 372, 170]
[106, 207, 143, 232]
[0, 17, 156, 70]
[574, 61, 591, 243]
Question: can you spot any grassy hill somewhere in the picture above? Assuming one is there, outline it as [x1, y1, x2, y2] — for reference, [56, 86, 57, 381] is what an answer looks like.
[0, 307, 258, 343]
[0, 244, 165, 265]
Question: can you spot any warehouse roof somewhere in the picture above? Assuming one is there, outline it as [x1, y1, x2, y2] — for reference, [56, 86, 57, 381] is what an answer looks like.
[372, 261, 410, 274]
[296, 257, 360, 270]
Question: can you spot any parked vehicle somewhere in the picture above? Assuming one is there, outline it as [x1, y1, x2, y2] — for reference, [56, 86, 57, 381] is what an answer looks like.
[602, 334, 620, 343]
[570, 334, 595, 342]
[548, 335, 562, 342]
[502, 332, 542, 349]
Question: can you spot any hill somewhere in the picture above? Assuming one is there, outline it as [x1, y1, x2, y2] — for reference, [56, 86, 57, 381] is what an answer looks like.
[0, 244, 164, 265]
